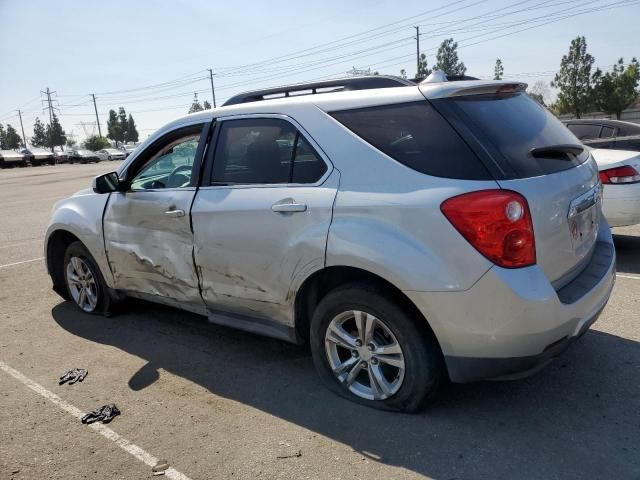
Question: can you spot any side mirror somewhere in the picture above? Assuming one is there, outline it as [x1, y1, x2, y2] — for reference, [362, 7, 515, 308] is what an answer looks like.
[93, 171, 121, 194]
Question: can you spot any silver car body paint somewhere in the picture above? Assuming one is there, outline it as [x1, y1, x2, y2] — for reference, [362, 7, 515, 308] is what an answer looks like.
[45, 188, 113, 287]
[46, 80, 616, 382]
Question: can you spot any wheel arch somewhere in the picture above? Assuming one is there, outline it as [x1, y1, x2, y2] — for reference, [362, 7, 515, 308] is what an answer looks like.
[46, 229, 82, 299]
[294, 266, 444, 357]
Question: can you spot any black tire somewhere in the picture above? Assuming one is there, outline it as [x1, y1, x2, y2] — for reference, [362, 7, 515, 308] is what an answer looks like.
[63, 241, 111, 314]
[310, 283, 444, 413]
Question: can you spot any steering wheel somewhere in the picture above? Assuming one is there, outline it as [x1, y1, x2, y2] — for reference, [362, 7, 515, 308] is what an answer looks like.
[166, 164, 192, 188]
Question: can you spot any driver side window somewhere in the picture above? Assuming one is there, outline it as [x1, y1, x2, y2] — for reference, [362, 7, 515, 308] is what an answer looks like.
[130, 127, 203, 190]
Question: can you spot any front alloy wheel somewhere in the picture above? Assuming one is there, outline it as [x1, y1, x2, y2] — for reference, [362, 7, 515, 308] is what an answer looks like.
[66, 256, 98, 312]
[63, 241, 110, 314]
[325, 310, 405, 400]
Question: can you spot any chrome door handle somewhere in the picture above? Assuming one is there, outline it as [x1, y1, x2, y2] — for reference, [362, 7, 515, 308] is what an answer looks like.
[271, 202, 307, 213]
[164, 209, 185, 218]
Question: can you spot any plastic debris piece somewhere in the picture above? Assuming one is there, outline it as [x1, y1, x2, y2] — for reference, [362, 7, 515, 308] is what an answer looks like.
[276, 449, 302, 459]
[152, 459, 170, 476]
[81, 404, 121, 424]
[59, 368, 88, 385]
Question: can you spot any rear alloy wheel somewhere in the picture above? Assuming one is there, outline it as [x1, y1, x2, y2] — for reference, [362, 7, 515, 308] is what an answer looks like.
[325, 310, 405, 401]
[310, 284, 443, 412]
[63, 241, 110, 314]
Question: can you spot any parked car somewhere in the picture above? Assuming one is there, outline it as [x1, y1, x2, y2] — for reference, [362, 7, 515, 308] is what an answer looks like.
[94, 150, 109, 161]
[120, 144, 138, 158]
[21, 147, 56, 166]
[68, 148, 101, 164]
[0, 150, 27, 168]
[97, 148, 126, 161]
[564, 118, 640, 151]
[45, 74, 615, 412]
[53, 150, 69, 164]
[590, 148, 640, 227]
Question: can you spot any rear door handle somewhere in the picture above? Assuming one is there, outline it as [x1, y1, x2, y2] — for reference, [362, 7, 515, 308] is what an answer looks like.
[164, 208, 185, 218]
[271, 202, 307, 213]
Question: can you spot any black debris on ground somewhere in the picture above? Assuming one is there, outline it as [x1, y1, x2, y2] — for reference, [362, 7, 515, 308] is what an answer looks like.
[59, 368, 88, 385]
[81, 404, 121, 424]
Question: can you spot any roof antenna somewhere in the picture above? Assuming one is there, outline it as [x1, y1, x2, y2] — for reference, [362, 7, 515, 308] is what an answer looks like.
[421, 70, 448, 84]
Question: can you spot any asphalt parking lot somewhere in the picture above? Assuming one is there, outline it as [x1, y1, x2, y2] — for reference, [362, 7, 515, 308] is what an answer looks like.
[0, 163, 639, 480]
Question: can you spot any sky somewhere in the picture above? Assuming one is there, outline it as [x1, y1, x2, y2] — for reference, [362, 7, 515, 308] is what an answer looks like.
[1, 0, 639, 145]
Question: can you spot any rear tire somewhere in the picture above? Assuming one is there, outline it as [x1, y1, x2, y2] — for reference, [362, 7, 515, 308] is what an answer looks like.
[310, 283, 443, 413]
[63, 241, 111, 314]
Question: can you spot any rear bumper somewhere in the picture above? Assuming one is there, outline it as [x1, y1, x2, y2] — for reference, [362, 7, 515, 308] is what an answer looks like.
[602, 183, 640, 227]
[406, 224, 616, 383]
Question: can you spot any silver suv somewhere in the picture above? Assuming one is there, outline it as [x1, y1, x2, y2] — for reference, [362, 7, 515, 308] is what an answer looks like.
[45, 74, 615, 412]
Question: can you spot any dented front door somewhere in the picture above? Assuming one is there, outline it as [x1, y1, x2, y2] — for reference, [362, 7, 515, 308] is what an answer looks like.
[103, 189, 201, 305]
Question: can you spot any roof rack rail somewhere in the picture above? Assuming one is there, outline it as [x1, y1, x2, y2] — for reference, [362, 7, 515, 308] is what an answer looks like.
[222, 75, 415, 106]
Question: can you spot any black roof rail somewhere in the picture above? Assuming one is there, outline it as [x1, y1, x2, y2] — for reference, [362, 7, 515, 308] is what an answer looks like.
[410, 74, 480, 83]
[222, 75, 415, 106]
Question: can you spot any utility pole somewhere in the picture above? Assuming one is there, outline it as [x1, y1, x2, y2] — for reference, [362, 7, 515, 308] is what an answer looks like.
[91, 94, 103, 138]
[208, 68, 217, 108]
[41, 87, 57, 152]
[414, 26, 420, 77]
[17, 110, 27, 148]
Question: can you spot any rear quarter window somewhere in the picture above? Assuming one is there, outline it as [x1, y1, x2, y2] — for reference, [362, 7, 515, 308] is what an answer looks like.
[329, 101, 491, 180]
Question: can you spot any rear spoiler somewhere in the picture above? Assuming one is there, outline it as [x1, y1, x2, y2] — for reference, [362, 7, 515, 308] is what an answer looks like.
[420, 80, 528, 99]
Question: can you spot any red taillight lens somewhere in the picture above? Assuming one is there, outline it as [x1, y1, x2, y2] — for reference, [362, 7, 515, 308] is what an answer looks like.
[598, 165, 640, 184]
[441, 190, 536, 268]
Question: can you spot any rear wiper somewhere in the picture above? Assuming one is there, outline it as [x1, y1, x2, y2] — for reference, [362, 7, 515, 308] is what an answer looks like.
[530, 144, 584, 159]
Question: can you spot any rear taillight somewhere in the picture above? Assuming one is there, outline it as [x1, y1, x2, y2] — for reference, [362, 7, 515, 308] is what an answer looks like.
[599, 165, 640, 184]
[441, 190, 536, 268]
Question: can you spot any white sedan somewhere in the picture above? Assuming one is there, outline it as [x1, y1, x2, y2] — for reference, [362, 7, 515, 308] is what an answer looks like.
[590, 148, 640, 227]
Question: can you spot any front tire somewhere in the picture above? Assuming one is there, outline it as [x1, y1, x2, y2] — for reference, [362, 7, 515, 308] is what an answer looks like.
[63, 241, 110, 314]
[310, 284, 443, 412]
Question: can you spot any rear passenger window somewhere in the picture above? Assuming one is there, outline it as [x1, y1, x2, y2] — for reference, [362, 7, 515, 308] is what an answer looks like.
[330, 102, 490, 180]
[600, 126, 615, 138]
[567, 123, 601, 140]
[292, 135, 327, 183]
[211, 118, 326, 185]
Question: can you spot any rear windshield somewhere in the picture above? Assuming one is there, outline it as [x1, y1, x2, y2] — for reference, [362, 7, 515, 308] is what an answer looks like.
[330, 102, 491, 180]
[446, 92, 588, 178]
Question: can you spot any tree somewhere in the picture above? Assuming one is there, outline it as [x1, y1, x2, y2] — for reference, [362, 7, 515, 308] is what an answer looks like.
[83, 135, 110, 151]
[592, 58, 640, 119]
[189, 93, 203, 114]
[66, 138, 77, 148]
[125, 114, 139, 142]
[46, 114, 66, 151]
[0, 123, 5, 149]
[434, 38, 466, 76]
[203, 100, 212, 110]
[399, 69, 407, 79]
[494, 58, 504, 80]
[528, 80, 551, 106]
[106, 109, 121, 144]
[118, 107, 128, 143]
[551, 36, 595, 118]
[4, 124, 22, 149]
[32, 118, 48, 147]
[415, 53, 432, 80]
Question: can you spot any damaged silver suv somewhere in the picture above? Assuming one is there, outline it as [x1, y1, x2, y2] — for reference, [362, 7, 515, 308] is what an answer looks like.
[46, 73, 615, 412]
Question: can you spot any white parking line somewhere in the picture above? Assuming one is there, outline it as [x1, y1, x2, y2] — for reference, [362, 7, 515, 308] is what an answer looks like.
[0, 257, 44, 269]
[617, 273, 640, 280]
[0, 360, 192, 480]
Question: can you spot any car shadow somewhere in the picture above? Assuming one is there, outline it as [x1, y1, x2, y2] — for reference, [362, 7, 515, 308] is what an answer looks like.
[613, 234, 640, 275]
[51, 300, 640, 479]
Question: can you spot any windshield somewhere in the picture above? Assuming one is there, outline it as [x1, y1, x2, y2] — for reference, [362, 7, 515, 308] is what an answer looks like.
[445, 92, 588, 178]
